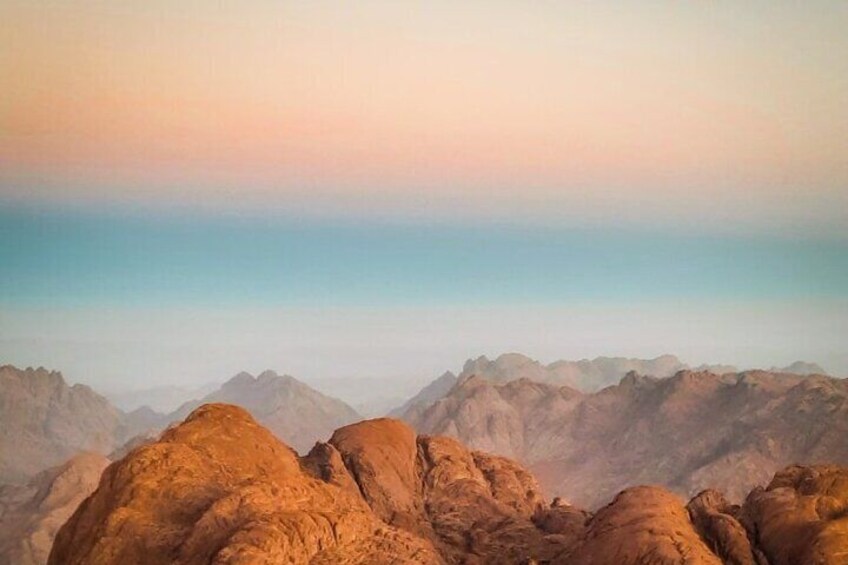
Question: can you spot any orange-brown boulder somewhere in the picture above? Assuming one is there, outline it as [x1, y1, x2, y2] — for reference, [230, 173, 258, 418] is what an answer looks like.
[50, 405, 569, 564]
[740, 464, 848, 565]
[563, 486, 723, 564]
[686, 489, 762, 565]
[49, 404, 439, 564]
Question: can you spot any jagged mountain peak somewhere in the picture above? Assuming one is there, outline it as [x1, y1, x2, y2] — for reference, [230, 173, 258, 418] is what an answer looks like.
[0, 364, 134, 484]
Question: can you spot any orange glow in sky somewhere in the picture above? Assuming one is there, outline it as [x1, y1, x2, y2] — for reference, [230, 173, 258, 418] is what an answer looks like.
[2, 1, 846, 231]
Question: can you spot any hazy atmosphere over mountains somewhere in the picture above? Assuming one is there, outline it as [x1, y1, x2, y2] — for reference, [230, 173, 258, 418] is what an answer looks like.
[2, 0, 847, 562]
[2, 2, 847, 390]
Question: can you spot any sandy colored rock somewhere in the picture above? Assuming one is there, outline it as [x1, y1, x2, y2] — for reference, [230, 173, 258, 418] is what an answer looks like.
[686, 490, 761, 565]
[51, 404, 439, 564]
[310, 417, 566, 563]
[50, 405, 567, 564]
[47, 403, 848, 564]
[564, 486, 723, 564]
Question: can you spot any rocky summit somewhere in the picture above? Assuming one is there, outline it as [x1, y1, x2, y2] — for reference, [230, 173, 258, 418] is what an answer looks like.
[50, 403, 848, 564]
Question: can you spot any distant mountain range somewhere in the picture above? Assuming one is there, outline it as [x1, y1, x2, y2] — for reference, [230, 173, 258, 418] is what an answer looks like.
[388, 371, 458, 420]
[402, 368, 846, 508]
[394, 353, 831, 417]
[0, 365, 361, 486]
[0, 356, 845, 564]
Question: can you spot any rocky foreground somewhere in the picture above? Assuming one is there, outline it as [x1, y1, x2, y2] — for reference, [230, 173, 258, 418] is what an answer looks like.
[49, 403, 848, 564]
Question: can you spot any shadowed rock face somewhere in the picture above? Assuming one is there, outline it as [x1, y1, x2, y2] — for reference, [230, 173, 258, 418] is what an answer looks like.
[405, 369, 848, 508]
[0, 452, 109, 565]
[47, 404, 848, 564]
[0, 365, 133, 484]
[687, 490, 762, 565]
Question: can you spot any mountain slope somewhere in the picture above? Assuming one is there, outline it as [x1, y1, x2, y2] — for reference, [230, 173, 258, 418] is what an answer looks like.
[406, 369, 848, 508]
[388, 371, 458, 419]
[168, 370, 361, 453]
[0, 365, 135, 484]
[0, 452, 109, 565]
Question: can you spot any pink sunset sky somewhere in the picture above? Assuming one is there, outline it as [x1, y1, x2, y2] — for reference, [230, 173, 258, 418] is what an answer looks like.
[2, 1, 846, 233]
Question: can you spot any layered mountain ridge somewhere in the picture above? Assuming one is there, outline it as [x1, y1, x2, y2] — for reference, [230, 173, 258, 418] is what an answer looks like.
[394, 353, 830, 416]
[0, 365, 362, 486]
[403, 368, 848, 508]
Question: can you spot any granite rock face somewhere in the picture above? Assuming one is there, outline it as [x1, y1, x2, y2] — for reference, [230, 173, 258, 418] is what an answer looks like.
[686, 489, 761, 565]
[51, 404, 434, 564]
[50, 405, 561, 564]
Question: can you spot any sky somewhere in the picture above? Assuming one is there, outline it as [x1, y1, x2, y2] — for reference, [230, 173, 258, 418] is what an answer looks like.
[1, 1, 847, 391]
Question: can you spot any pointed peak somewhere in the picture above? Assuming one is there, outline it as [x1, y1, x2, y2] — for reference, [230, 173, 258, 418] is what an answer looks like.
[257, 369, 282, 381]
[226, 371, 256, 386]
